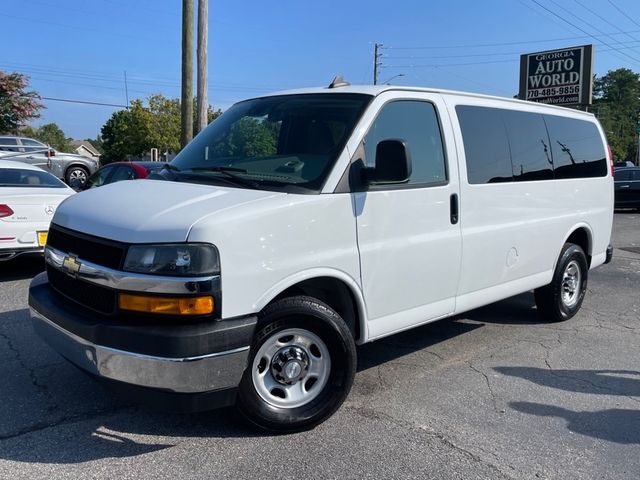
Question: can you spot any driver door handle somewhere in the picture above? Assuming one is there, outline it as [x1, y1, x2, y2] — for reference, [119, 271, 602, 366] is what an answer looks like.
[450, 194, 459, 225]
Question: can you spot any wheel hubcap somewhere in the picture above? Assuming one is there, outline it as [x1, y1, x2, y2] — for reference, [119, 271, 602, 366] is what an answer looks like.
[271, 346, 309, 385]
[252, 328, 331, 409]
[70, 170, 86, 182]
[561, 260, 582, 308]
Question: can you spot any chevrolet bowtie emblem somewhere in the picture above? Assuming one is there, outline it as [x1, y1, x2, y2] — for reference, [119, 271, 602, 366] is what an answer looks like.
[62, 255, 81, 275]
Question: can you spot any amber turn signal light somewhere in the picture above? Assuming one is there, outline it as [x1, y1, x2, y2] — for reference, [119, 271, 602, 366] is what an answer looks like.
[118, 293, 214, 315]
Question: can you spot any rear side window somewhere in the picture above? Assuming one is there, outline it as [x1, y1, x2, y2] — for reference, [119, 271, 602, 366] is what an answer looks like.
[456, 106, 512, 184]
[0, 137, 19, 152]
[502, 110, 553, 181]
[457, 105, 607, 183]
[0, 168, 66, 187]
[544, 115, 607, 179]
[364, 100, 447, 185]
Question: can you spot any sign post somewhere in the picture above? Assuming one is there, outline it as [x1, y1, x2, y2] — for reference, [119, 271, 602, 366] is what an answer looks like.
[519, 45, 593, 107]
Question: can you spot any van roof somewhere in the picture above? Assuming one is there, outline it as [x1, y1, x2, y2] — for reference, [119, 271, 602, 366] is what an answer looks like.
[258, 85, 596, 117]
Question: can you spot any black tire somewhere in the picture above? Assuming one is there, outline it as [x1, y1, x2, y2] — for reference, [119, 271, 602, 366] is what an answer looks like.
[65, 166, 89, 187]
[534, 243, 588, 322]
[237, 296, 356, 433]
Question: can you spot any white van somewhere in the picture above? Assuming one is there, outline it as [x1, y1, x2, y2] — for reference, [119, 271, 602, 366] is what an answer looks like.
[29, 83, 614, 431]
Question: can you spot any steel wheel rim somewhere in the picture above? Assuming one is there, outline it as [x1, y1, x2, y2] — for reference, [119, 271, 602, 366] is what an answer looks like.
[251, 328, 331, 409]
[561, 260, 582, 308]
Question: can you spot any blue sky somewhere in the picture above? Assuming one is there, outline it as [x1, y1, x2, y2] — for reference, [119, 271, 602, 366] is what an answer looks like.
[3, 0, 640, 139]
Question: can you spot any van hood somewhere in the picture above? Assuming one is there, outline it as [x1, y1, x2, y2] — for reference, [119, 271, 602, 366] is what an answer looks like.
[52, 179, 283, 243]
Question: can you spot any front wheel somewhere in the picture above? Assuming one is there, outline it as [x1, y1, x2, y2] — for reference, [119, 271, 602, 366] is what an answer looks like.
[65, 166, 89, 188]
[535, 243, 588, 322]
[237, 296, 356, 432]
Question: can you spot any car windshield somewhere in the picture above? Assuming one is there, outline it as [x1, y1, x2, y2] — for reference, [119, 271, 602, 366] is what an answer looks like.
[169, 93, 371, 192]
[0, 168, 67, 188]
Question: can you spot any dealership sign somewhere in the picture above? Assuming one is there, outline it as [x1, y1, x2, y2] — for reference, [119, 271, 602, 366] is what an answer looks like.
[519, 45, 593, 106]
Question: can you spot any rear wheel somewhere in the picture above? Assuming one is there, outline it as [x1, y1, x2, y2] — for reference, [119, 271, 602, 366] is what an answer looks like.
[535, 243, 588, 322]
[237, 296, 356, 432]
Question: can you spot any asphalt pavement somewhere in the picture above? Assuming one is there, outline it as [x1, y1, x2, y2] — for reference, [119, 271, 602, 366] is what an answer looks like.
[0, 213, 638, 479]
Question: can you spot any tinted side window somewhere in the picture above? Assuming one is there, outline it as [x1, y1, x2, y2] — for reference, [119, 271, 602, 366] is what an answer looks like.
[110, 166, 135, 182]
[87, 165, 116, 188]
[614, 170, 631, 181]
[0, 137, 19, 152]
[365, 101, 447, 185]
[544, 115, 607, 179]
[502, 110, 553, 181]
[456, 106, 512, 184]
[21, 139, 44, 146]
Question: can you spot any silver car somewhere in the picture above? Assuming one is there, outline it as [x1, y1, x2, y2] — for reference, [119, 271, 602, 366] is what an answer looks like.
[0, 136, 99, 187]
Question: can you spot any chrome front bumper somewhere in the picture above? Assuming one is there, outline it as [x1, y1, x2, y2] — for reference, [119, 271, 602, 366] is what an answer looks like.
[31, 308, 250, 394]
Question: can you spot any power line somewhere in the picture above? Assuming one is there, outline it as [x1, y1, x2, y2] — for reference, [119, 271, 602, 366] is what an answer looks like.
[607, 0, 640, 29]
[573, 0, 640, 46]
[530, 0, 640, 65]
[29, 96, 129, 108]
[380, 28, 640, 50]
[383, 41, 640, 61]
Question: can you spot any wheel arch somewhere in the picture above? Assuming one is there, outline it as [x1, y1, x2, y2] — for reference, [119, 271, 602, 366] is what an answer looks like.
[560, 223, 593, 267]
[254, 270, 368, 344]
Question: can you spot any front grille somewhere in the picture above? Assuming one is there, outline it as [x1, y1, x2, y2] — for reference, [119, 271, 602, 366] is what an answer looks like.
[47, 225, 126, 270]
[47, 265, 116, 314]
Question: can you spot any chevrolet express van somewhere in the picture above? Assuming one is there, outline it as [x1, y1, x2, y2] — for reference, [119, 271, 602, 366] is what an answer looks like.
[29, 83, 614, 431]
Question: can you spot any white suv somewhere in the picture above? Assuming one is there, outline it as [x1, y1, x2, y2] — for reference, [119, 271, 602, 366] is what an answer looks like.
[0, 136, 98, 186]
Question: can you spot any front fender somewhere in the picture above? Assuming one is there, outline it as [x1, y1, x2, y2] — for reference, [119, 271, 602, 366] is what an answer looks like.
[252, 268, 370, 344]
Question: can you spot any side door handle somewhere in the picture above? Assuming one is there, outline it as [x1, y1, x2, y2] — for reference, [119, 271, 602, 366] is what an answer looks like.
[450, 193, 459, 225]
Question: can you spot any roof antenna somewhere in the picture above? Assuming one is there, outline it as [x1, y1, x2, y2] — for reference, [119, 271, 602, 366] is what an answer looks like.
[328, 75, 350, 89]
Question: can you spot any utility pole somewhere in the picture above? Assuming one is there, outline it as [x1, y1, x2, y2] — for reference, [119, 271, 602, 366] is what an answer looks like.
[123, 70, 129, 106]
[180, 0, 194, 149]
[196, 0, 208, 134]
[373, 43, 383, 85]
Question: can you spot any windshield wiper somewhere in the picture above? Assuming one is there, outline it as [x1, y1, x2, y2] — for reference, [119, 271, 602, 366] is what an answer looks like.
[187, 166, 259, 189]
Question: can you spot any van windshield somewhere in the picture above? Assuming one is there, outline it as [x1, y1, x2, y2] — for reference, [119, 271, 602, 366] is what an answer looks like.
[168, 93, 371, 192]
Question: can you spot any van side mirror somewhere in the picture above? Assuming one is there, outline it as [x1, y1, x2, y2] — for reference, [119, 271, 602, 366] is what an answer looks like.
[362, 139, 412, 184]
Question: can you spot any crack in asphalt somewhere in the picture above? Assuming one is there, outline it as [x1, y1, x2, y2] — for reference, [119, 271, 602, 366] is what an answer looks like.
[0, 331, 57, 413]
[345, 405, 516, 480]
[467, 361, 500, 413]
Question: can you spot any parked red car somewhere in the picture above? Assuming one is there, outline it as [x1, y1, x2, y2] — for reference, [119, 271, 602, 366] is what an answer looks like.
[80, 161, 165, 190]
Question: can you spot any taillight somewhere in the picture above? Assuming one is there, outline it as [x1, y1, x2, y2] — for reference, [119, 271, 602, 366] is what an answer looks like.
[607, 144, 614, 176]
[0, 205, 14, 218]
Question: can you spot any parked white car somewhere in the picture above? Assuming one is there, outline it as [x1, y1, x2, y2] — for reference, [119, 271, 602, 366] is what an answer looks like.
[29, 83, 614, 432]
[0, 161, 75, 261]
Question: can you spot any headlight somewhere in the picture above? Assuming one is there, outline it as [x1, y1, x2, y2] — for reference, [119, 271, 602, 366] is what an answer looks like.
[123, 243, 219, 276]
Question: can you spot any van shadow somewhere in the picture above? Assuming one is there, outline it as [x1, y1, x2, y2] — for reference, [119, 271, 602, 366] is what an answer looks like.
[357, 292, 542, 371]
[458, 292, 542, 325]
[498, 366, 640, 444]
[0, 292, 547, 465]
[0, 255, 45, 282]
[510, 401, 640, 445]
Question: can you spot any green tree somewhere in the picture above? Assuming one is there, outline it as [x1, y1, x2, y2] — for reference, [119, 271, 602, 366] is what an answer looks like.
[100, 94, 221, 163]
[21, 123, 72, 152]
[593, 68, 640, 163]
[0, 71, 44, 134]
[213, 117, 277, 157]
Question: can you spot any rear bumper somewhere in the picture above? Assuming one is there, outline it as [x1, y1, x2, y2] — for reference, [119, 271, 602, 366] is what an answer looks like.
[29, 272, 257, 400]
[605, 244, 613, 264]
